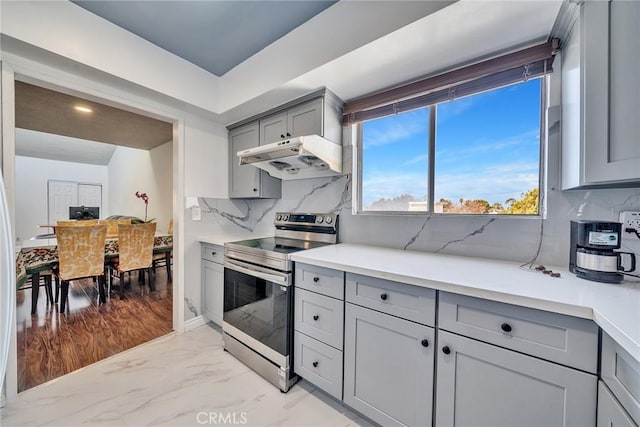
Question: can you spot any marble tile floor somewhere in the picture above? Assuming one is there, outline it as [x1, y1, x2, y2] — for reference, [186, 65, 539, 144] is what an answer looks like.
[1, 324, 373, 427]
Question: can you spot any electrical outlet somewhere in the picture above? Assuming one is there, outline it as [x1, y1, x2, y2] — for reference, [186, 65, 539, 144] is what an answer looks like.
[619, 211, 640, 236]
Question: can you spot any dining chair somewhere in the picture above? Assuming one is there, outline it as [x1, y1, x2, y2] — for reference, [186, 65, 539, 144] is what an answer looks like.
[54, 224, 108, 313]
[99, 218, 131, 237]
[110, 222, 157, 298]
[18, 271, 54, 315]
[56, 219, 99, 226]
[152, 219, 173, 281]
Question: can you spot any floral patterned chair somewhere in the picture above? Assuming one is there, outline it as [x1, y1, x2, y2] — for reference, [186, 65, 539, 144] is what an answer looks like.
[110, 222, 157, 298]
[98, 218, 131, 237]
[54, 224, 108, 313]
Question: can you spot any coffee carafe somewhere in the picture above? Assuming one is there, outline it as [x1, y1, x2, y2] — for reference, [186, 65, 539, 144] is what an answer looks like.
[569, 220, 636, 284]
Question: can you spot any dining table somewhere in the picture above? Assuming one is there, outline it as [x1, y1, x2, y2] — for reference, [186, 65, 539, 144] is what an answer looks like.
[15, 233, 173, 313]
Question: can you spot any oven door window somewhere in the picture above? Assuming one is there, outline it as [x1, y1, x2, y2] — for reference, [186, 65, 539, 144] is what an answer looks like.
[224, 268, 291, 356]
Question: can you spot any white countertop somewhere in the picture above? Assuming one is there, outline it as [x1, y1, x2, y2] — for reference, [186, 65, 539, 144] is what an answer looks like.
[199, 233, 270, 247]
[291, 243, 640, 362]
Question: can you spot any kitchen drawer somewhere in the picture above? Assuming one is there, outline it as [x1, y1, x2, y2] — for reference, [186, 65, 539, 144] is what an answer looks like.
[439, 292, 599, 373]
[602, 332, 640, 425]
[345, 273, 435, 326]
[201, 244, 224, 264]
[295, 263, 344, 300]
[294, 330, 343, 400]
[295, 288, 344, 350]
[598, 381, 638, 427]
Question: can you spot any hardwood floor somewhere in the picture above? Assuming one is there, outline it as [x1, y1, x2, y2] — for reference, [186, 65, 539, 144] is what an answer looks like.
[16, 269, 173, 392]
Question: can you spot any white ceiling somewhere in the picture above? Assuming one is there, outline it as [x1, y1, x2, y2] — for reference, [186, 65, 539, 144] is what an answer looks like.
[15, 128, 117, 166]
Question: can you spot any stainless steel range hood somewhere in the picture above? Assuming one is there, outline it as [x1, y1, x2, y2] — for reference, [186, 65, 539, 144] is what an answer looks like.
[237, 135, 342, 180]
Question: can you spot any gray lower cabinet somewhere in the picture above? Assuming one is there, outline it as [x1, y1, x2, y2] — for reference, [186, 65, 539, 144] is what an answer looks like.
[435, 330, 597, 427]
[599, 381, 638, 427]
[201, 244, 224, 325]
[601, 332, 640, 425]
[343, 303, 434, 427]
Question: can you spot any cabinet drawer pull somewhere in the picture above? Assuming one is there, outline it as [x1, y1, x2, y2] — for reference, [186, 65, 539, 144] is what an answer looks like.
[501, 323, 512, 333]
[280, 134, 285, 139]
[380, 293, 388, 301]
[442, 346, 451, 355]
[211, 251, 216, 256]
[313, 277, 320, 283]
[421, 339, 429, 347]
[313, 314, 319, 321]
[286, 132, 291, 137]
[312, 361, 319, 368]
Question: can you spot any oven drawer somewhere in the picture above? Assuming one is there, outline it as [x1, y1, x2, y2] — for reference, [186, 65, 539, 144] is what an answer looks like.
[295, 263, 344, 300]
[602, 332, 640, 425]
[294, 331, 343, 400]
[345, 273, 436, 326]
[439, 292, 599, 373]
[201, 244, 224, 264]
[295, 288, 344, 350]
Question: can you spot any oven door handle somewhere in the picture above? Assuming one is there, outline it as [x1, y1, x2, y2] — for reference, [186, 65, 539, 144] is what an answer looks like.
[224, 259, 290, 286]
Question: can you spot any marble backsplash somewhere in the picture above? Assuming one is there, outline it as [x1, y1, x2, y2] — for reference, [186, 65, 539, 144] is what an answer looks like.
[196, 176, 640, 268]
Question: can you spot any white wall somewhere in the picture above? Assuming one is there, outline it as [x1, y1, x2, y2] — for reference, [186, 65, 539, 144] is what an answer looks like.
[14, 156, 108, 244]
[108, 142, 172, 232]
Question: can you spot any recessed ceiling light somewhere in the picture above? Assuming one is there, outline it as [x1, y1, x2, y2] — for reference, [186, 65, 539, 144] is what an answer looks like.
[74, 105, 93, 113]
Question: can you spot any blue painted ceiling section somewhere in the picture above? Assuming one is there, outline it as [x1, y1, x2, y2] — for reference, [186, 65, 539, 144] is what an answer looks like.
[72, 1, 337, 76]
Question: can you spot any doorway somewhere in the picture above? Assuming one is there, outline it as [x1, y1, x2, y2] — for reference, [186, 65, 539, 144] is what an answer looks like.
[8, 76, 178, 393]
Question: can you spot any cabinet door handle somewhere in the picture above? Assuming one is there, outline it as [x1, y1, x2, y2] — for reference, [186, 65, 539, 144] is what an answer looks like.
[442, 346, 451, 355]
[312, 361, 319, 368]
[280, 134, 285, 139]
[313, 277, 320, 283]
[501, 323, 512, 333]
[286, 132, 291, 137]
[421, 339, 429, 347]
[313, 314, 319, 321]
[211, 252, 216, 256]
[252, 188, 257, 192]
[380, 293, 388, 301]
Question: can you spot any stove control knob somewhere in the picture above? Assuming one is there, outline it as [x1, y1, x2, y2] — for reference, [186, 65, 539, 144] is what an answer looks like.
[325, 216, 333, 224]
[277, 215, 282, 221]
[283, 215, 289, 221]
[316, 216, 324, 224]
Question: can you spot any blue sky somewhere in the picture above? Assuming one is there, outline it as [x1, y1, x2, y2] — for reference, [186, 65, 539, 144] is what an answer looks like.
[362, 79, 541, 207]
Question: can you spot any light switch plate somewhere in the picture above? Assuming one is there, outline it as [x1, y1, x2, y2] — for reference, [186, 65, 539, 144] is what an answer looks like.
[191, 206, 201, 221]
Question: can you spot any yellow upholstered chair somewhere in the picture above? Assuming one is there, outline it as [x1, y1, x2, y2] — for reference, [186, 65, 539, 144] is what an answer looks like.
[56, 219, 99, 226]
[54, 224, 107, 313]
[98, 218, 131, 237]
[110, 222, 157, 298]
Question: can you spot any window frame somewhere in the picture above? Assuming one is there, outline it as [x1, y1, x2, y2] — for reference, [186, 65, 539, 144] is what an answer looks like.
[353, 76, 548, 218]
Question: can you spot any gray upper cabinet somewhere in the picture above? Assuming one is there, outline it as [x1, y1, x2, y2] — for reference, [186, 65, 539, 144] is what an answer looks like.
[343, 302, 434, 427]
[259, 111, 288, 145]
[228, 122, 281, 199]
[561, 0, 640, 188]
[259, 97, 335, 145]
[436, 330, 597, 427]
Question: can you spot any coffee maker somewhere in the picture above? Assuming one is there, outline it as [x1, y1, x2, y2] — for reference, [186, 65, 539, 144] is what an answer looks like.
[569, 220, 636, 284]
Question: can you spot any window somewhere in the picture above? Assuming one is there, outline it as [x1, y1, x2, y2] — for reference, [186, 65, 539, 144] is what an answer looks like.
[357, 78, 544, 215]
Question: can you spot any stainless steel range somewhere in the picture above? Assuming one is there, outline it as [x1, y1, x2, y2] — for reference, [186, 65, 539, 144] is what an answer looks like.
[223, 212, 338, 392]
